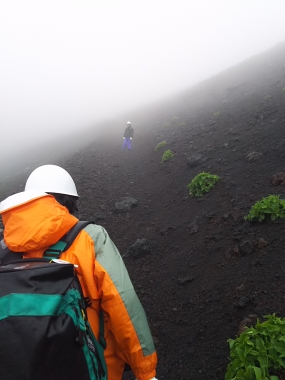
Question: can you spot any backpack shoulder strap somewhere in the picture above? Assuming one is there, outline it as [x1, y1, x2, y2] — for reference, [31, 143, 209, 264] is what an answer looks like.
[44, 220, 107, 354]
[0, 239, 23, 266]
[43, 221, 93, 260]
[0, 221, 93, 265]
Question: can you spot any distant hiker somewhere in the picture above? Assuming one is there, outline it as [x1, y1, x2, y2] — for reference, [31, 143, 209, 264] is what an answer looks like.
[0, 164, 158, 380]
[123, 121, 134, 151]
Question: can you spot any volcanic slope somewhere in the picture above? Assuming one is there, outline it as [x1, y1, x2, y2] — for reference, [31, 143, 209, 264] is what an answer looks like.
[2, 42, 285, 379]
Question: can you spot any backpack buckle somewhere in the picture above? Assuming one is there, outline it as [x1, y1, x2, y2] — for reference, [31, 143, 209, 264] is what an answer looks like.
[43, 241, 67, 259]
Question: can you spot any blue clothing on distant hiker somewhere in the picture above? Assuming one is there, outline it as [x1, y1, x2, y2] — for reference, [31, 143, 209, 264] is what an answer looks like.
[123, 123, 134, 151]
[123, 138, 132, 151]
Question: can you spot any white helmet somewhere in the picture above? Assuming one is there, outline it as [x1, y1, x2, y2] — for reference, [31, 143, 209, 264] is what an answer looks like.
[127, 121, 131, 125]
[25, 165, 79, 197]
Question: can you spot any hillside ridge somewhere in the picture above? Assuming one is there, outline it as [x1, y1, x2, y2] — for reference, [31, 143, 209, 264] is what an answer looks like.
[1, 42, 285, 379]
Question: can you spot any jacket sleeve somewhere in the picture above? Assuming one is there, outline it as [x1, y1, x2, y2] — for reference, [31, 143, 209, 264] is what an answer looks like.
[84, 224, 157, 380]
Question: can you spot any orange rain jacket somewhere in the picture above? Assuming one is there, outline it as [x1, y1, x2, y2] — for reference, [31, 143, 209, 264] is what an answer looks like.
[0, 192, 157, 380]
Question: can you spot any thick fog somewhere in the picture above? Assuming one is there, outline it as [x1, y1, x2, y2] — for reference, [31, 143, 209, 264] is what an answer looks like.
[1, 0, 285, 166]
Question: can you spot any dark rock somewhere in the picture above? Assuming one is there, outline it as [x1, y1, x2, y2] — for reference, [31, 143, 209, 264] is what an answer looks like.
[234, 295, 251, 308]
[256, 238, 268, 249]
[239, 240, 254, 255]
[92, 213, 106, 222]
[237, 314, 258, 334]
[271, 172, 285, 185]
[226, 181, 237, 190]
[245, 151, 263, 162]
[188, 222, 199, 234]
[186, 154, 207, 168]
[114, 197, 138, 212]
[236, 283, 245, 291]
[177, 276, 195, 285]
[213, 233, 223, 241]
[126, 238, 151, 259]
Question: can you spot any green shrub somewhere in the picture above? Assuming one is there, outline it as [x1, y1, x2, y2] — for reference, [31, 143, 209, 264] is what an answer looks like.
[282, 87, 285, 93]
[179, 122, 185, 127]
[213, 111, 220, 118]
[264, 94, 272, 100]
[187, 172, 220, 197]
[171, 115, 179, 123]
[245, 195, 285, 222]
[162, 150, 174, 163]
[154, 141, 167, 151]
[225, 314, 285, 380]
[162, 122, 171, 129]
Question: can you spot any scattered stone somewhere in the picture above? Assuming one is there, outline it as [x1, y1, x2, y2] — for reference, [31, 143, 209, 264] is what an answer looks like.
[186, 154, 207, 168]
[114, 197, 138, 212]
[271, 171, 285, 186]
[206, 212, 216, 219]
[236, 283, 245, 291]
[92, 213, 106, 223]
[245, 151, 263, 162]
[232, 228, 243, 241]
[239, 240, 254, 255]
[213, 233, 223, 241]
[234, 295, 251, 308]
[177, 276, 195, 285]
[216, 158, 228, 165]
[188, 221, 199, 234]
[256, 238, 268, 250]
[237, 314, 258, 335]
[125, 238, 151, 259]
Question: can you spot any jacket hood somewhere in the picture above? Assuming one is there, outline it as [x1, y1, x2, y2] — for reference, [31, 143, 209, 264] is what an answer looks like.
[0, 192, 78, 253]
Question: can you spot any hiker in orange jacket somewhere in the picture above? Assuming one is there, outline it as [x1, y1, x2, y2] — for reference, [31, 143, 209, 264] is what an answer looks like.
[0, 165, 158, 380]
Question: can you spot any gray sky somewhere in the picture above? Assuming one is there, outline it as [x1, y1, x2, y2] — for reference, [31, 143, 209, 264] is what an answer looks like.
[1, 0, 285, 161]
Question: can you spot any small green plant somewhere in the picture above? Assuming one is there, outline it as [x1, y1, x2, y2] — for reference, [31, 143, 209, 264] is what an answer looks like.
[245, 194, 285, 222]
[162, 122, 171, 128]
[162, 150, 174, 163]
[187, 172, 220, 197]
[264, 94, 272, 100]
[171, 115, 179, 123]
[154, 141, 167, 151]
[179, 122, 185, 127]
[282, 87, 285, 93]
[225, 314, 285, 380]
[213, 111, 220, 118]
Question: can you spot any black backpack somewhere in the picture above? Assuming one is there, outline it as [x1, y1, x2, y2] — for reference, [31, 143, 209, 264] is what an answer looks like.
[0, 221, 107, 380]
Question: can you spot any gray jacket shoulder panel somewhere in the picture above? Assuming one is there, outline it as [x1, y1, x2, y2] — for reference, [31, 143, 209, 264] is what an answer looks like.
[83, 223, 155, 356]
[83, 223, 107, 258]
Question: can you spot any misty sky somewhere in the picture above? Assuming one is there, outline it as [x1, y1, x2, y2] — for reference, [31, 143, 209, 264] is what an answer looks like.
[1, 0, 285, 160]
